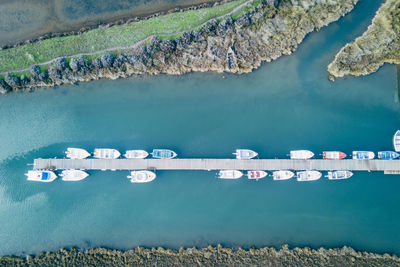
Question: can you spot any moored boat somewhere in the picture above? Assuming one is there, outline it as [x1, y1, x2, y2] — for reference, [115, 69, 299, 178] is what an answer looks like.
[322, 151, 346, 160]
[93, 148, 121, 159]
[326, 171, 353, 180]
[233, 149, 258, 159]
[151, 149, 177, 159]
[378, 151, 400, 160]
[272, 170, 294, 180]
[247, 170, 268, 180]
[290, 150, 314, 159]
[124, 150, 149, 159]
[65, 148, 91, 159]
[128, 170, 156, 183]
[296, 170, 322, 181]
[352, 151, 375, 160]
[25, 170, 57, 182]
[393, 130, 400, 152]
[218, 170, 243, 179]
[60, 170, 89, 181]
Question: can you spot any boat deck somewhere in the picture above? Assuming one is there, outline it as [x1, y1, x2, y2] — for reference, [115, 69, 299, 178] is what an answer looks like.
[33, 158, 400, 173]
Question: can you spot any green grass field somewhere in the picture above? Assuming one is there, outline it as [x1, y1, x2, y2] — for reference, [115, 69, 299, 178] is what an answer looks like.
[0, 0, 248, 74]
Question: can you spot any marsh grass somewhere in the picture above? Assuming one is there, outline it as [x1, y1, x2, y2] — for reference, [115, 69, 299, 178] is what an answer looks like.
[0, 0, 246, 73]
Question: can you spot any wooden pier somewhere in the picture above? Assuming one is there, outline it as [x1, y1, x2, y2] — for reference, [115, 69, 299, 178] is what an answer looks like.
[33, 158, 400, 173]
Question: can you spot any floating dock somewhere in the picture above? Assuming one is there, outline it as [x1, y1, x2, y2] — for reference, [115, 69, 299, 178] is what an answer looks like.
[33, 158, 400, 173]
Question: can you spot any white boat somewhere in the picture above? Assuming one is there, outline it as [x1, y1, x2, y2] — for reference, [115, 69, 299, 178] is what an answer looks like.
[233, 149, 258, 159]
[25, 170, 57, 182]
[60, 170, 89, 181]
[247, 170, 268, 180]
[290, 150, 314, 159]
[272, 170, 295, 180]
[296, 170, 322, 181]
[93, 148, 121, 159]
[218, 170, 243, 179]
[124, 150, 149, 159]
[394, 130, 400, 152]
[65, 148, 91, 159]
[326, 171, 353, 180]
[128, 170, 156, 183]
[352, 151, 375, 160]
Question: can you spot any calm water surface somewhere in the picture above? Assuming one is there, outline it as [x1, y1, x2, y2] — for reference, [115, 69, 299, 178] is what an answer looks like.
[1, 0, 399, 256]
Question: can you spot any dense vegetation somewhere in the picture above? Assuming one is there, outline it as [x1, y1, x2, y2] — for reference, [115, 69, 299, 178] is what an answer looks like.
[0, 246, 398, 266]
[0, 0, 247, 73]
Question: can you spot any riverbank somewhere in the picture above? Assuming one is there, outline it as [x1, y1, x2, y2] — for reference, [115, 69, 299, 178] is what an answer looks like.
[327, 0, 400, 79]
[0, 0, 358, 94]
[0, 0, 220, 48]
[1, 245, 398, 266]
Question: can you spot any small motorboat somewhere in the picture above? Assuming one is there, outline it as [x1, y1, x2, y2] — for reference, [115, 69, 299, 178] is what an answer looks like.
[151, 149, 177, 159]
[25, 170, 57, 182]
[272, 170, 294, 180]
[124, 150, 149, 159]
[217, 170, 243, 179]
[93, 148, 121, 159]
[60, 170, 89, 181]
[233, 149, 258, 159]
[296, 170, 322, 181]
[65, 148, 91, 159]
[290, 150, 314, 159]
[246, 170, 268, 180]
[393, 130, 400, 152]
[326, 171, 353, 180]
[128, 170, 156, 183]
[322, 151, 346, 160]
[352, 151, 375, 160]
[378, 151, 400, 160]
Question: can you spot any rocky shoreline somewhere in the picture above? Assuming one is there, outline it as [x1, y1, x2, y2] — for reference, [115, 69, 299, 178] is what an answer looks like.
[1, 245, 399, 266]
[327, 0, 400, 79]
[0, 0, 359, 94]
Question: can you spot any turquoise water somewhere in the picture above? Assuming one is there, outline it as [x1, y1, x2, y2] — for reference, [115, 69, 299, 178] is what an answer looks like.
[1, 0, 399, 256]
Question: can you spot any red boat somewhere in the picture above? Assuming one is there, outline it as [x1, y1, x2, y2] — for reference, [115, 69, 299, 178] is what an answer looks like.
[323, 151, 346, 160]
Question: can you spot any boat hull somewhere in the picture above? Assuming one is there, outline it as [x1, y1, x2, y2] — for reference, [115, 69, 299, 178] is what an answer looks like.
[124, 150, 149, 159]
[26, 170, 57, 182]
[378, 151, 400, 160]
[128, 171, 156, 183]
[352, 151, 375, 160]
[296, 171, 322, 181]
[393, 130, 400, 152]
[272, 170, 294, 180]
[93, 149, 121, 159]
[151, 149, 177, 159]
[290, 150, 314, 159]
[61, 170, 89, 181]
[233, 149, 258, 159]
[218, 170, 243, 179]
[65, 148, 91, 159]
[323, 151, 346, 160]
[326, 171, 353, 180]
[247, 170, 267, 180]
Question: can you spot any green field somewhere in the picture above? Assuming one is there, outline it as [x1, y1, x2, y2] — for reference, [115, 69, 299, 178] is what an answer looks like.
[0, 0, 248, 74]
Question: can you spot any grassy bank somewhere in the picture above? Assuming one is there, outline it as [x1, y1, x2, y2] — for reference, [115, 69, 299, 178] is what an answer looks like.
[0, 0, 248, 74]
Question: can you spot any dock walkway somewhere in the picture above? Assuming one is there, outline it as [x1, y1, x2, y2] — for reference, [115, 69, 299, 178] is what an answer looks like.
[33, 158, 400, 173]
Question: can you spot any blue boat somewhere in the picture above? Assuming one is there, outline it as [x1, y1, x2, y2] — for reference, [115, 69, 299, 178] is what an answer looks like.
[378, 151, 400, 160]
[151, 149, 177, 159]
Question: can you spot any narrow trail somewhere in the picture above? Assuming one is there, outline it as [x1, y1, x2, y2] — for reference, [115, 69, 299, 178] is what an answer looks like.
[0, 0, 252, 75]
